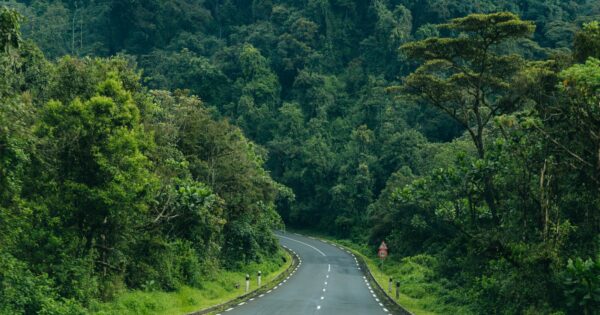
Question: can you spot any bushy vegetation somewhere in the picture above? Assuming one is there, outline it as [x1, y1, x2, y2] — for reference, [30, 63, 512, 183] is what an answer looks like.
[0, 7, 286, 314]
[2, 0, 600, 314]
[91, 249, 290, 315]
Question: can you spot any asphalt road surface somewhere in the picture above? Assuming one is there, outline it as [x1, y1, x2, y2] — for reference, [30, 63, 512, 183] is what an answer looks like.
[221, 233, 391, 315]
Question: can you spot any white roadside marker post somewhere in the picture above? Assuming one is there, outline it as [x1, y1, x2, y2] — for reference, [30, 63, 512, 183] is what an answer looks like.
[258, 271, 262, 287]
[388, 277, 393, 293]
[245, 274, 250, 293]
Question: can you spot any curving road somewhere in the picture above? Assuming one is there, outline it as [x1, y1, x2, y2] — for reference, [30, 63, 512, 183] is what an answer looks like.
[220, 233, 391, 315]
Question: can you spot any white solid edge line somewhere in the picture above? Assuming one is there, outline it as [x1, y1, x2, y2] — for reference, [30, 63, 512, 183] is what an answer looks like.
[282, 233, 393, 314]
[278, 235, 327, 256]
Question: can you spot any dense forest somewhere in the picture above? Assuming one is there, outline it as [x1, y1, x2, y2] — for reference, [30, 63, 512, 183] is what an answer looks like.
[1, 0, 599, 314]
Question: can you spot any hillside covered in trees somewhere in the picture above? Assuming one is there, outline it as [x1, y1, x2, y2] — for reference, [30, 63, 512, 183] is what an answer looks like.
[1, 0, 600, 314]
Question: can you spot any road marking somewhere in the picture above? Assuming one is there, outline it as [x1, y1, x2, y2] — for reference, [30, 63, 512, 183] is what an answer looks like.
[238, 302, 245, 306]
[225, 308, 234, 312]
[328, 264, 331, 272]
[259, 294, 264, 297]
[324, 281, 327, 285]
[323, 288, 326, 292]
[383, 308, 389, 312]
[278, 235, 327, 256]
[267, 290, 272, 293]
[317, 305, 321, 310]
[321, 296, 324, 300]
[326, 275, 329, 278]
[249, 298, 255, 301]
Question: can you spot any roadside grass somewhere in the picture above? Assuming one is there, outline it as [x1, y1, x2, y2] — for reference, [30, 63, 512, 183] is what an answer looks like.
[288, 230, 472, 315]
[91, 249, 291, 315]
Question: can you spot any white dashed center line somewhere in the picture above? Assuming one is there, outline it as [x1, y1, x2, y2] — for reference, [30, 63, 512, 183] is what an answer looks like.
[280, 234, 393, 315]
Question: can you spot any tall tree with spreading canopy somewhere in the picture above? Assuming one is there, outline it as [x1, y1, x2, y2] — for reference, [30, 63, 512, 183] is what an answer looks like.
[397, 12, 535, 223]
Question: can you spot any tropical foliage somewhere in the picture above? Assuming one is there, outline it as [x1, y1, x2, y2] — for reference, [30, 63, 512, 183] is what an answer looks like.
[1, 1, 600, 314]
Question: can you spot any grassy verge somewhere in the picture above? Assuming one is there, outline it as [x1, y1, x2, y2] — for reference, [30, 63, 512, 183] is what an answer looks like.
[90, 249, 292, 315]
[291, 229, 472, 315]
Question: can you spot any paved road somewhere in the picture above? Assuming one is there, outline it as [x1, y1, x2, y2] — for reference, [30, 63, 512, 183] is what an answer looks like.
[221, 233, 390, 315]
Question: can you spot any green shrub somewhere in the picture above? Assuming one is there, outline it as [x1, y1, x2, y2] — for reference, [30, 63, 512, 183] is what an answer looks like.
[0, 252, 86, 315]
[563, 257, 600, 315]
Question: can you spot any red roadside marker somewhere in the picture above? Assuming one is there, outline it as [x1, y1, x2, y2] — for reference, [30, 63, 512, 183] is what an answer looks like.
[378, 241, 388, 259]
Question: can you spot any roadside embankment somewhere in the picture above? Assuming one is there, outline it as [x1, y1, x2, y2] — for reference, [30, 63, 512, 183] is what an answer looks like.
[91, 249, 295, 315]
